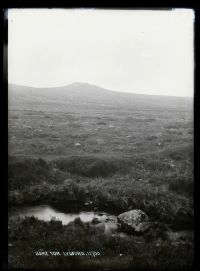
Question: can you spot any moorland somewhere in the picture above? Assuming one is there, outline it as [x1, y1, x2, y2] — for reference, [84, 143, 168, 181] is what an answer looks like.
[8, 82, 193, 270]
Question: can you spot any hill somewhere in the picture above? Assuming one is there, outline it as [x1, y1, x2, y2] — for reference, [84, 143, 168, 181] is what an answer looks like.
[8, 82, 192, 113]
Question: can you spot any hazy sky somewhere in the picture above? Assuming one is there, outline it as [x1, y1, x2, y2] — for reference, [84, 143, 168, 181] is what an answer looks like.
[8, 8, 194, 97]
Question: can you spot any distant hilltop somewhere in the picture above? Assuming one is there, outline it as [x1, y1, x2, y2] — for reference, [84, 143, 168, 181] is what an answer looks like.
[8, 81, 193, 98]
[8, 82, 193, 112]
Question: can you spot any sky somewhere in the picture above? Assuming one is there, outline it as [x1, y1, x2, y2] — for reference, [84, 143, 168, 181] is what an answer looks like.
[8, 8, 194, 97]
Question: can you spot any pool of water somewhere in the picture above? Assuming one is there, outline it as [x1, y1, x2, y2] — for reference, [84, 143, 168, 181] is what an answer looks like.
[9, 204, 126, 236]
[9, 205, 109, 224]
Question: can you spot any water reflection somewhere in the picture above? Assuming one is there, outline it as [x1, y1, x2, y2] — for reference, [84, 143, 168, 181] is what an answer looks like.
[9, 205, 122, 235]
[10, 205, 107, 223]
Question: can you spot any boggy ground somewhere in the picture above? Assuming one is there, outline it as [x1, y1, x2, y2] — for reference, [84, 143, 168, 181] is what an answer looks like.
[8, 95, 193, 270]
[8, 149, 193, 230]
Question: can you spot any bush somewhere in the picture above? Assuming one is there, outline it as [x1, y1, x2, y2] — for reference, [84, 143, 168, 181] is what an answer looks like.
[8, 157, 65, 190]
[169, 178, 193, 196]
[55, 156, 131, 177]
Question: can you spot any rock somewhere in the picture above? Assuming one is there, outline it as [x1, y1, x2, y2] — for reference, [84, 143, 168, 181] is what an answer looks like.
[117, 209, 149, 234]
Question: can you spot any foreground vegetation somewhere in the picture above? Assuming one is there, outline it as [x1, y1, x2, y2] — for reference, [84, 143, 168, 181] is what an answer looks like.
[8, 145, 193, 269]
[8, 217, 193, 270]
[9, 144, 193, 230]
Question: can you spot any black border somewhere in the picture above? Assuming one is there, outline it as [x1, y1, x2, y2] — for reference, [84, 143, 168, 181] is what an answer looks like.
[1, 7, 8, 271]
[1, 1, 198, 270]
[0, 0, 198, 9]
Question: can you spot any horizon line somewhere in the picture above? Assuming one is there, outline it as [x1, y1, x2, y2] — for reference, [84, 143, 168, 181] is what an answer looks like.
[8, 81, 193, 99]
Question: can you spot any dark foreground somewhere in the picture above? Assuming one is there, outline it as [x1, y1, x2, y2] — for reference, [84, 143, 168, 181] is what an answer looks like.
[8, 216, 193, 271]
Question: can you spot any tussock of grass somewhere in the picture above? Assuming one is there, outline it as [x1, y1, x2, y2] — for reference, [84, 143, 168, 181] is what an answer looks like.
[8, 157, 66, 189]
[168, 178, 193, 196]
[55, 156, 132, 178]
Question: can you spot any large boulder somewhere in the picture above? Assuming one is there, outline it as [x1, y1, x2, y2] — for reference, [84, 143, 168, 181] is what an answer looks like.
[117, 209, 149, 234]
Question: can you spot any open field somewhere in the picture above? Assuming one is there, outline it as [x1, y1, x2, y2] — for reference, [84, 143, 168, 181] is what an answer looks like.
[8, 83, 193, 159]
[8, 83, 193, 270]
